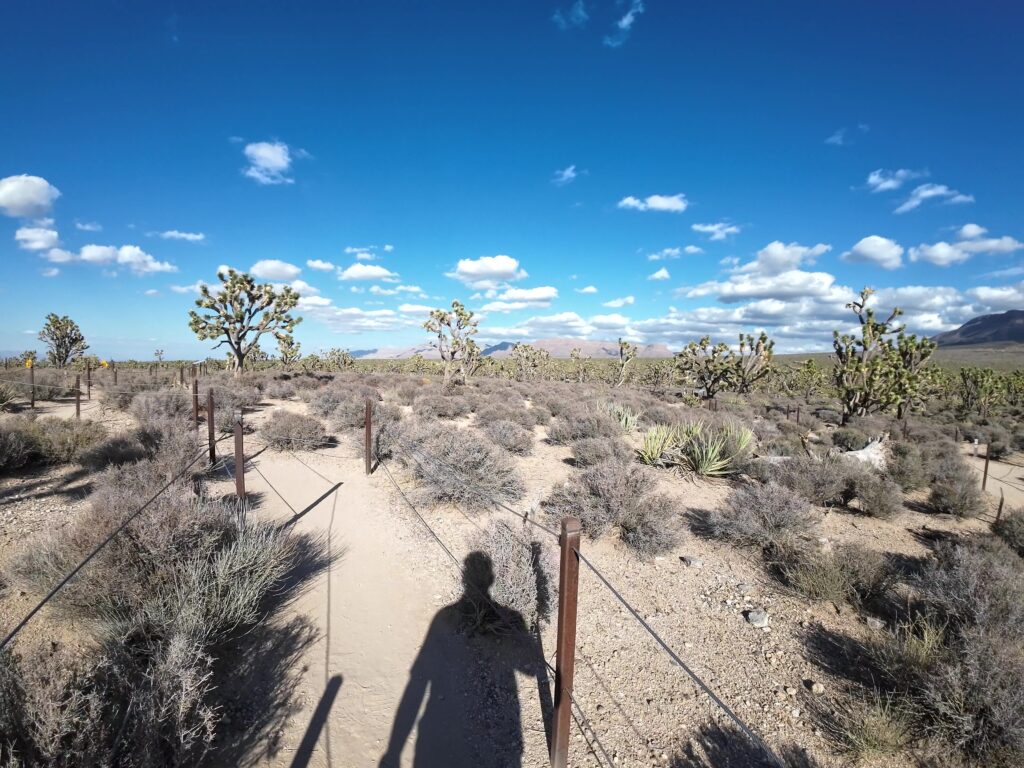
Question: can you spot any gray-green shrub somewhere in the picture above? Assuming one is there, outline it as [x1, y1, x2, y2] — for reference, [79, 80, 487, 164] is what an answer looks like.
[704, 481, 818, 549]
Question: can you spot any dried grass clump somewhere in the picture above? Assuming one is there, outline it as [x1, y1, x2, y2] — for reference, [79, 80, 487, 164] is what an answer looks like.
[101, 377, 159, 411]
[817, 689, 913, 763]
[570, 437, 632, 467]
[887, 441, 928, 491]
[704, 482, 818, 550]
[763, 455, 857, 507]
[402, 425, 524, 512]
[993, 509, 1024, 558]
[261, 410, 329, 451]
[77, 434, 148, 470]
[0, 416, 107, 470]
[831, 426, 870, 452]
[474, 398, 535, 429]
[543, 461, 678, 555]
[468, 522, 556, 632]
[412, 392, 472, 420]
[0, 421, 39, 472]
[262, 378, 297, 399]
[929, 451, 985, 518]
[483, 420, 534, 455]
[849, 472, 904, 519]
[130, 389, 192, 423]
[779, 544, 896, 607]
[546, 407, 620, 444]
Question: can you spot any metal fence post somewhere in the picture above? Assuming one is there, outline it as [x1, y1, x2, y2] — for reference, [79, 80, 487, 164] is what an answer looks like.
[996, 489, 1005, 523]
[192, 379, 200, 429]
[551, 517, 581, 768]
[112, 361, 117, 386]
[234, 412, 245, 500]
[75, 375, 81, 419]
[86, 363, 92, 400]
[29, 365, 35, 410]
[207, 391, 216, 465]
[179, 365, 184, 387]
[795, 405, 800, 424]
[364, 398, 373, 475]
[982, 444, 990, 491]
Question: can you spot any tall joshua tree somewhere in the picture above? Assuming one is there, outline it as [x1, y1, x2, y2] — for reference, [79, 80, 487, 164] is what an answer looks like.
[188, 269, 301, 377]
[38, 313, 89, 368]
[424, 300, 479, 389]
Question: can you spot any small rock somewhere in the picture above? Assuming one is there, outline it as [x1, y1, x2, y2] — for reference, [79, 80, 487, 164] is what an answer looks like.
[737, 583, 754, 596]
[866, 616, 885, 630]
[681, 556, 704, 568]
[746, 609, 769, 628]
[785, 686, 797, 697]
[811, 682, 825, 696]
[791, 707, 801, 718]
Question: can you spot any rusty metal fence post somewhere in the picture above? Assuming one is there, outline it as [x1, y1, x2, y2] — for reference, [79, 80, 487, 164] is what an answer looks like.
[75, 375, 81, 419]
[192, 378, 199, 429]
[112, 361, 117, 386]
[179, 365, 184, 387]
[982, 444, 990, 491]
[364, 398, 373, 475]
[207, 390, 216, 465]
[29, 365, 35, 410]
[996, 489, 1005, 523]
[234, 411, 245, 500]
[551, 517, 581, 768]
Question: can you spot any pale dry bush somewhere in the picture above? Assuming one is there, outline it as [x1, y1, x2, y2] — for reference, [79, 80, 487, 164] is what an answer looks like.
[703, 481, 818, 550]
[993, 508, 1024, 558]
[546, 405, 620, 444]
[401, 423, 524, 512]
[474, 398, 536, 429]
[482, 420, 534, 455]
[261, 410, 329, 450]
[469, 521, 556, 632]
[412, 392, 472, 420]
[929, 451, 985, 518]
[570, 436, 633, 467]
[779, 544, 897, 607]
[543, 461, 678, 555]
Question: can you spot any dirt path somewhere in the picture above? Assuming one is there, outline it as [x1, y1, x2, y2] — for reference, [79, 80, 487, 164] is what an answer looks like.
[962, 445, 1024, 510]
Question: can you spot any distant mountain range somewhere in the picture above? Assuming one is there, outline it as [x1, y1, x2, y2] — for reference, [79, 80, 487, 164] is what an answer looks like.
[352, 337, 673, 360]
[932, 310, 1024, 346]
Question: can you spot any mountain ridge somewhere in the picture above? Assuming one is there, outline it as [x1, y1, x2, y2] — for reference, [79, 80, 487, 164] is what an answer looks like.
[932, 310, 1024, 346]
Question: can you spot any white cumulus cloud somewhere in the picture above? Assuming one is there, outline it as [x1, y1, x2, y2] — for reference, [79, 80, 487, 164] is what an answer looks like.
[552, 165, 578, 185]
[15, 226, 59, 251]
[446, 254, 528, 289]
[338, 263, 399, 281]
[243, 141, 297, 185]
[692, 221, 741, 241]
[0, 175, 61, 217]
[866, 168, 925, 193]
[842, 236, 904, 270]
[306, 259, 335, 271]
[895, 183, 974, 214]
[617, 193, 688, 212]
[156, 230, 205, 242]
[250, 259, 301, 280]
[648, 267, 670, 280]
[575, 285, 598, 294]
[603, 295, 635, 308]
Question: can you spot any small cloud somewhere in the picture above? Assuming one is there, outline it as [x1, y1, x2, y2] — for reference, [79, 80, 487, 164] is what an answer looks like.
[75, 220, 102, 232]
[647, 247, 683, 261]
[603, 0, 644, 48]
[824, 128, 846, 146]
[250, 259, 301, 281]
[306, 258, 335, 271]
[41, 267, 59, 278]
[957, 223, 987, 240]
[552, 0, 588, 29]
[338, 263, 399, 281]
[156, 229, 205, 242]
[692, 221, 741, 241]
[144, 288, 159, 296]
[170, 280, 207, 294]
[383, 244, 395, 252]
[552, 164, 578, 186]
[841, 235, 904, 270]
[0, 174, 61, 217]
[895, 183, 974, 214]
[242, 141, 300, 185]
[446, 254, 527, 289]
[648, 267, 670, 280]
[575, 285, 598, 294]
[617, 193, 688, 213]
[15, 226, 59, 251]
[866, 168, 926, 193]
[602, 295, 635, 308]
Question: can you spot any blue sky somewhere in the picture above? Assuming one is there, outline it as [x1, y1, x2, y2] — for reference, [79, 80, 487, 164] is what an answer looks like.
[2, 1, 1022, 358]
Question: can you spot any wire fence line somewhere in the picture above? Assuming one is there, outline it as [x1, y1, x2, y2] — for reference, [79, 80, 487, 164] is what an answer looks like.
[0, 434, 231, 651]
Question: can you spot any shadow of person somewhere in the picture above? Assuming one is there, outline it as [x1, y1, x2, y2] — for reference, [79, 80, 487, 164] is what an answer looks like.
[379, 551, 543, 768]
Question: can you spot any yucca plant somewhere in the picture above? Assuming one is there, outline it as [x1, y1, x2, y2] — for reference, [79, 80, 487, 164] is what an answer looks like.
[602, 401, 643, 432]
[637, 425, 676, 466]
[673, 431, 733, 476]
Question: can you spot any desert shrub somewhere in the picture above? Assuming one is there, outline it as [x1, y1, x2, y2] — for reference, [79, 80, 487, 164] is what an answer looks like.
[1012, 428, 1024, 452]
[887, 441, 927, 491]
[468, 522, 555, 632]
[929, 452, 984, 517]
[764, 455, 857, 507]
[77, 434, 148, 470]
[413, 392, 472, 420]
[134, 418, 200, 475]
[818, 689, 913, 763]
[0, 381, 18, 411]
[704, 481, 818, 550]
[474, 399, 535, 429]
[101, 378, 156, 411]
[832, 426, 870, 452]
[602, 401, 643, 431]
[482, 420, 533, 455]
[850, 472, 904, 519]
[546, 407, 620, 444]
[395, 381, 420, 405]
[637, 420, 753, 477]
[371, 402, 405, 460]
[986, 425, 1012, 460]
[543, 461, 677, 555]
[993, 509, 1024, 558]
[571, 437, 632, 467]
[261, 410, 329, 451]
[30, 370, 76, 401]
[29, 418, 107, 464]
[0, 421, 38, 472]
[779, 544, 896, 607]
[262, 378, 297, 399]
[130, 389, 192, 422]
[306, 383, 377, 419]
[402, 425, 523, 512]
[815, 408, 842, 426]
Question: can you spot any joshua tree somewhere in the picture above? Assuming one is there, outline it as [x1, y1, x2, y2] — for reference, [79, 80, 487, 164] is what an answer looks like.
[511, 343, 550, 382]
[38, 313, 89, 368]
[733, 332, 775, 393]
[832, 287, 933, 424]
[461, 338, 487, 381]
[188, 269, 301, 377]
[568, 347, 588, 384]
[277, 336, 301, 369]
[325, 347, 355, 371]
[674, 336, 736, 400]
[424, 300, 479, 389]
[154, 349, 165, 363]
[615, 338, 637, 388]
[959, 367, 1003, 418]
[20, 350, 37, 366]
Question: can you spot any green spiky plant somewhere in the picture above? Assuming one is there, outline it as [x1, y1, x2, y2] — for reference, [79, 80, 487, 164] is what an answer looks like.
[734, 331, 775, 393]
[674, 336, 737, 400]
